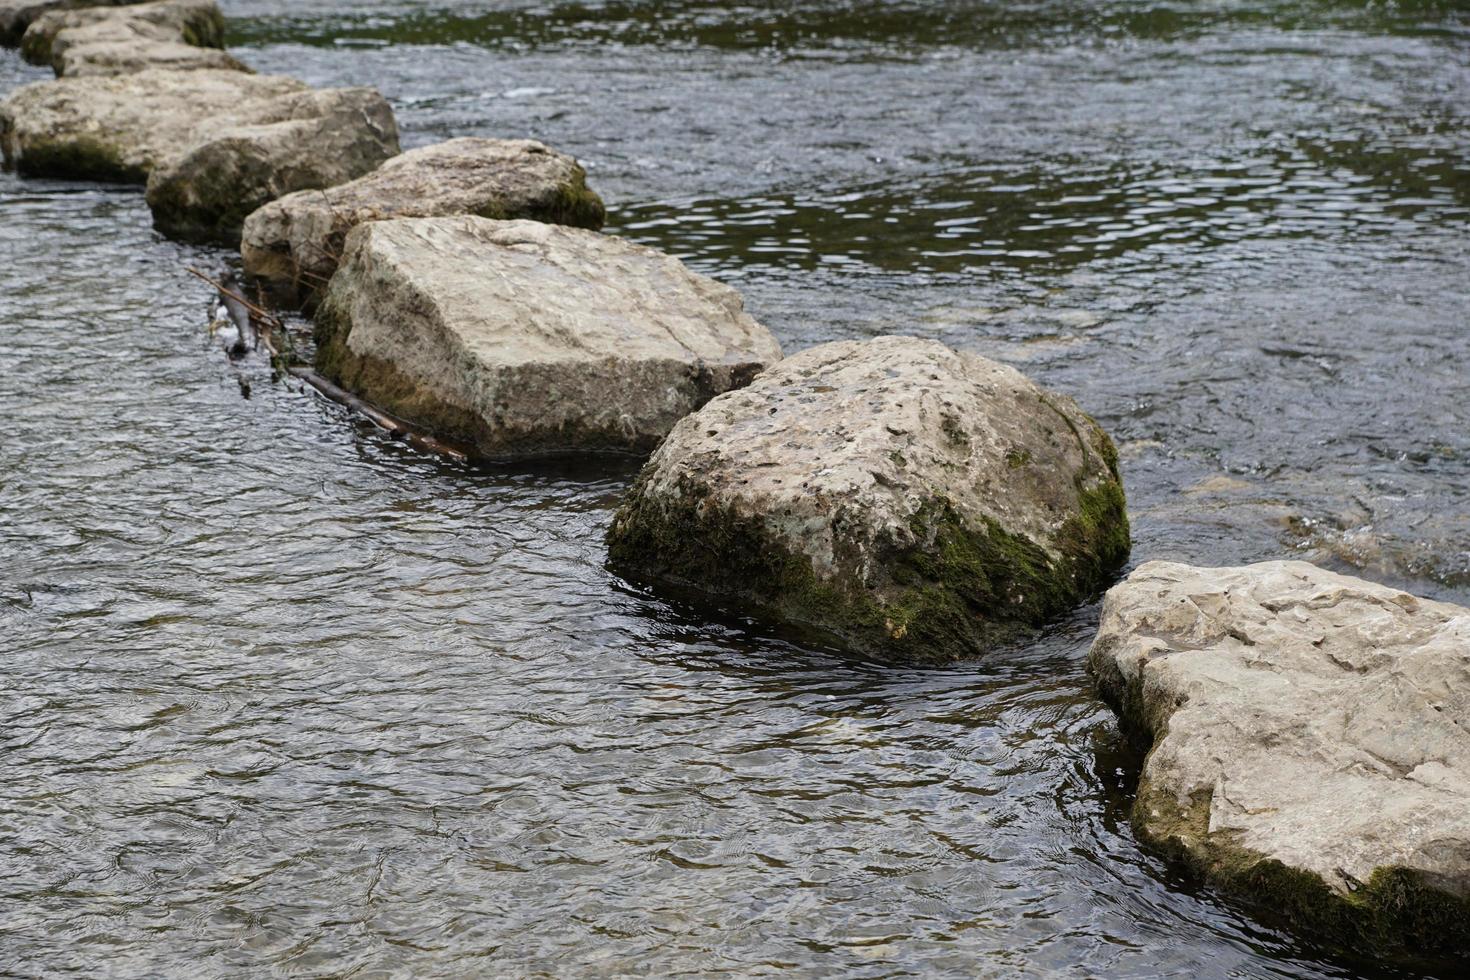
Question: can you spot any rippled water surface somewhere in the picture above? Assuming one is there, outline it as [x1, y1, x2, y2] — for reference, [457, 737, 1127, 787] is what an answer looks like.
[3, 1, 1468, 976]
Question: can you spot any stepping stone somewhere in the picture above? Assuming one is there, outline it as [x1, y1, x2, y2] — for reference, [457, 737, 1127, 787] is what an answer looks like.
[0, 69, 399, 243]
[314, 215, 784, 458]
[1090, 559, 1470, 955]
[242, 137, 605, 305]
[607, 335, 1130, 661]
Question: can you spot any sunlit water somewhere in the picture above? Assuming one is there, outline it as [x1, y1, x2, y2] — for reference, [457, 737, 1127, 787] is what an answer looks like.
[2, 2, 1467, 976]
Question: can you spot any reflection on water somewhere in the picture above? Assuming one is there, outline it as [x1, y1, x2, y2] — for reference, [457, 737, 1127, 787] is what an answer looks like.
[2, 0, 1467, 975]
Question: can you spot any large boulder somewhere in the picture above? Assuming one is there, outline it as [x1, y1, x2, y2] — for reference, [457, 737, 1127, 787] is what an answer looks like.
[313, 216, 783, 458]
[21, 0, 230, 74]
[0, 70, 399, 243]
[0, 0, 131, 46]
[242, 137, 606, 305]
[1088, 560, 1470, 954]
[606, 336, 1130, 662]
[145, 87, 399, 244]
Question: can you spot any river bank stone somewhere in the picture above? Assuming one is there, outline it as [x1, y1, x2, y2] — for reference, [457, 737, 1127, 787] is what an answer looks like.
[22, 0, 231, 75]
[314, 216, 783, 458]
[1088, 559, 1470, 954]
[606, 335, 1130, 662]
[0, 0, 130, 45]
[146, 87, 399, 244]
[241, 137, 605, 305]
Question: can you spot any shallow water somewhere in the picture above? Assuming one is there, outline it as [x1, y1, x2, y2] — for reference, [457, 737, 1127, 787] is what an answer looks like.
[2, 1, 1468, 976]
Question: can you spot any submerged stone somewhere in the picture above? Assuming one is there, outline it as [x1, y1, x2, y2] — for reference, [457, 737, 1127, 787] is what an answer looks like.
[313, 215, 783, 458]
[21, 0, 231, 75]
[0, 0, 131, 46]
[0, 70, 399, 243]
[241, 137, 605, 306]
[1088, 559, 1470, 955]
[606, 335, 1130, 662]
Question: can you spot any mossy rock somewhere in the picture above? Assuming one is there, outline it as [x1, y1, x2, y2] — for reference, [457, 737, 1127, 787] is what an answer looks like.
[607, 335, 1131, 662]
[1089, 560, 1470, 959]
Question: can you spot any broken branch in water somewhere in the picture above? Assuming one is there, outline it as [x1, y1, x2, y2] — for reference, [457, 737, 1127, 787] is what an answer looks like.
[191, 265, 470, 462]
[188, 266, 283, 334]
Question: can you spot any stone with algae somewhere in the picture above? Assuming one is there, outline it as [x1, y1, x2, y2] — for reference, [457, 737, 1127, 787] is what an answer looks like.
[313, 215, 783, 457]
[607, 335, 1130, 663]
[241, 137, 605, 306]
[1088, 559, 1470, 955]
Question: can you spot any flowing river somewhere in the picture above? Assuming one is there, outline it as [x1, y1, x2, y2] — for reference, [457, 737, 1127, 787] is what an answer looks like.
[2, 1, 1467, 976]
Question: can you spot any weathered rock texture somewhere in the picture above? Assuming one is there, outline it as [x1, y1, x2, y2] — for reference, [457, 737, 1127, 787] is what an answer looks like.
[146, 87, 399, 244]
[0, 0, 131, 46]
[0, 69, 307, 181]
[1088, 560, 1470, 954]
[314, 216, 783, 458]
[0, 70, 399, 243]
[607, 336, 1130, 662]
[54, 37, 246, 76]
[242, 137, 605, 305]
[21, 0, 234, 76]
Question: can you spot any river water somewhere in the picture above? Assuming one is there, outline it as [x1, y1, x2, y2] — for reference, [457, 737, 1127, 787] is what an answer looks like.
[2, 1, 1467, 976]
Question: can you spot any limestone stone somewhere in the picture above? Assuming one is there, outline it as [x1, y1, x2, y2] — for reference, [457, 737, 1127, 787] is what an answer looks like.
[0, 0, 131, 46]
[0, 69, 309, 182]
[607, 335, 1130, 662]
[21, 0, 228, 74]
[314, 216, 784, 458]
[1088, 559, 1470, 953]
[145, 86, 399, 244]
[241, 137, 604, 305]
[0, 70, 398, 242]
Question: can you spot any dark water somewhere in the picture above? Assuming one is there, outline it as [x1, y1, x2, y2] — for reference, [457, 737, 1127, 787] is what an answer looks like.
[2, 1, 1468, 976]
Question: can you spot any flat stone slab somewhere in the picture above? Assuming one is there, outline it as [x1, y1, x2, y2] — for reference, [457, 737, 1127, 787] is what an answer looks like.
[242, 137, 605, 305]
[22, 0, 232, 75]
[0, 70, 399, 243]
[1088, 559, 1470, 954]
[0, 0, 131, 45]
[313, 216, 783, 458]
[607, 335, 1130, 662]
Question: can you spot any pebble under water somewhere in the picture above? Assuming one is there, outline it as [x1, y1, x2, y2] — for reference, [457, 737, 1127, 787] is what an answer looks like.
[2, 1, 1468, 976]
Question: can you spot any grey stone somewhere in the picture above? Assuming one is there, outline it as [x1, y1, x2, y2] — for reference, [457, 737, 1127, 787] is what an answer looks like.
[314, 215, 783, 458]
[607, 335, 1130, 662]
[0, 70, 399, 243]
[241, 137, 605, 305]
[145, 86, 399, 244]
[0, 0, 131, 46]
[0, 69, 308, 182]
[1088, 559, 1470, 953]
[21, 0, 230, 74]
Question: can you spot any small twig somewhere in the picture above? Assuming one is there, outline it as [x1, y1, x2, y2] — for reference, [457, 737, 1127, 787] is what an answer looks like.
[187, 266, 284, 334]
[292, 369, 470, 461]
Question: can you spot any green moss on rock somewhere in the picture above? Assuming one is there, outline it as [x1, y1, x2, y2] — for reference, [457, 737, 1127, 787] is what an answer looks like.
[608, 462, 1130, 663]
[1133, 776, 1470, 957]
[16, 134, 141, 182]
